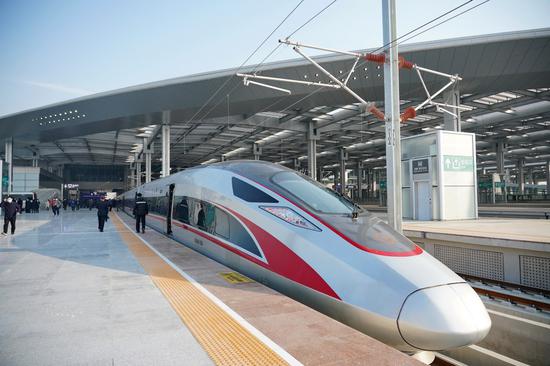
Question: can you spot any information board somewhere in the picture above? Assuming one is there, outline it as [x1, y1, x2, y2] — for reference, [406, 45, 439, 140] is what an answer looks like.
[412, 158, 429, 174]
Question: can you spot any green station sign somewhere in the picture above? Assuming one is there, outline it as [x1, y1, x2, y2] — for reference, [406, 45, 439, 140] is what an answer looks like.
[443, 155, 474, 172]
[478, 181, 505, 189]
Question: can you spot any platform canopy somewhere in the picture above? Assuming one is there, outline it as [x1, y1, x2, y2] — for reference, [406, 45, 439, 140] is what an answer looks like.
[1, 28, 550, 177]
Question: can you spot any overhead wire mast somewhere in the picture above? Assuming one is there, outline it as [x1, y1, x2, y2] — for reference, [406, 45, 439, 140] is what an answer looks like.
[237, 38, 468, 122]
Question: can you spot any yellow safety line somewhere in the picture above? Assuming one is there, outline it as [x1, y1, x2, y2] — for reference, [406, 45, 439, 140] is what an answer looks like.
[111, 213, 288, 366]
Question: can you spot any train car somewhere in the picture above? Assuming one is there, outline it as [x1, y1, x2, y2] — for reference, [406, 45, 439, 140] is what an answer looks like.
[120, 160, 491, 354]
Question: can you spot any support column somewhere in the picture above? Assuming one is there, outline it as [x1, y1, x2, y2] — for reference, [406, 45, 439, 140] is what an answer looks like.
[383, 0, 403, 232]
[339, 148, 347, 196]
[496, 141, 506, 175]
[443, 86, 461, 132]
[161, 124, 170, 178]
[32, 152, 39, 168]
[5, 137, 13, 193]
[129, 163, 136, 189]
[546, 160, 550, 195]
[307, 121, 319, 180]
[357, 161, 363, 202]
[145, 153, 151, 183]
[144, 142, 153, 184]
[135, 153, 142, 187]
[518, 159, 525, 195]
[253, 143, 262, 161]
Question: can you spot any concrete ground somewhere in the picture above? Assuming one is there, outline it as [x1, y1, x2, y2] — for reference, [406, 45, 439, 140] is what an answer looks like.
[0, 209, 213, 366]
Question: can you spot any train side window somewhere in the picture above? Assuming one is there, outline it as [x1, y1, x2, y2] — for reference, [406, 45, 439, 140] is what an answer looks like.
[229, 216, 261, 257]
[232, 177, 278, 203]
[214, 207, 229, 239]
[173, 196, 190, 223]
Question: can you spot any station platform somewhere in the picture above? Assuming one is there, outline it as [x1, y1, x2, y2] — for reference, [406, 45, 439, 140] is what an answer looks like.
[363, 203, 550, 219]
[403, 218, 550, 247]
[403, 217, 550, 292]
[0, 210, 420, 366]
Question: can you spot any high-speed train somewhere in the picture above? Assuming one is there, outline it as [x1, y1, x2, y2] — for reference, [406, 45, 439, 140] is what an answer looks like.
[120, 160, 491, 353]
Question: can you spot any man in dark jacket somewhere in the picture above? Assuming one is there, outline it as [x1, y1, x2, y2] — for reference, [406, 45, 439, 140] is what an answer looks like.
[133, 193, 148, 234]
[1, 196, 21, 235]
[96, 196, 110, 232]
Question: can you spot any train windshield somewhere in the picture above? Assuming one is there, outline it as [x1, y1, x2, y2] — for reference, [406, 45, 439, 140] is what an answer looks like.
[272, 171, 355, 214]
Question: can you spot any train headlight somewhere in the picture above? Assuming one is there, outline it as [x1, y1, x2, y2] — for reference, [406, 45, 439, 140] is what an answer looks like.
[260, 206, 321, 231]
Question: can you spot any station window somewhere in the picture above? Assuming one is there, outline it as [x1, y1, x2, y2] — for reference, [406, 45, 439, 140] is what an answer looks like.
[232, 177, 278, 203]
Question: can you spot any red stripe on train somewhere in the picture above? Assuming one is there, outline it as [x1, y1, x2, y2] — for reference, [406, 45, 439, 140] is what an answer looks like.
[222, 206, 340, 300]
[234, 174, 422, 257]
[151, 211, 340, 300]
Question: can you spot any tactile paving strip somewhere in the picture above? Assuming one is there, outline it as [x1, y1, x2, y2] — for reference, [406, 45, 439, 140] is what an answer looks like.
[112, 214, 289, 366]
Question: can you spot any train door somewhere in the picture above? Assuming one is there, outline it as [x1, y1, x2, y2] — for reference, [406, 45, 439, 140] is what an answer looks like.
[167, 184, 175, 235]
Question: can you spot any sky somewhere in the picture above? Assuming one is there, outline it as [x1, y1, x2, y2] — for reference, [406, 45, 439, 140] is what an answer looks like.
[0, 0, 549, 117]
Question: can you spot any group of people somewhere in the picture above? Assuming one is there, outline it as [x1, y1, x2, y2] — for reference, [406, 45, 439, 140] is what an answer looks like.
[2, 193, 148, 236]
[19, 197, 40, 213]
[95, 193, 148, 233]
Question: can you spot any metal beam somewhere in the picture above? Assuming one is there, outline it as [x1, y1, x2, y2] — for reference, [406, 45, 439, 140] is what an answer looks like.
[112, 130, 120, 164]
[54, 141, 74, 162]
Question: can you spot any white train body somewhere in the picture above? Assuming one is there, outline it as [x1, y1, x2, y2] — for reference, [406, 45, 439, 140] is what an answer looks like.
[120, 160, 491, 352]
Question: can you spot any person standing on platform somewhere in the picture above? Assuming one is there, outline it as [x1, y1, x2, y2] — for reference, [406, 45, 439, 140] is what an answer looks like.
[1, 196, 21, 236]
[96, 196, 109, 232]
[25, 197, 32, 213]
[51, 198, 61, 216]
[133, 193, 148, 234]
[62, 199, 68, 210]
[16, 198, 23, 214]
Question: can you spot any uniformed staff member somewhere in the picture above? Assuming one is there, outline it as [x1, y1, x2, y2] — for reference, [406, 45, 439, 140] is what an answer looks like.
[133, 193, 149, 234]
[96, 196, 109, 232]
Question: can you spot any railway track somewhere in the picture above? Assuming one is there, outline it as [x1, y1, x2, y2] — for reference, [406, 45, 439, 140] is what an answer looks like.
[460, 273, 550, 312]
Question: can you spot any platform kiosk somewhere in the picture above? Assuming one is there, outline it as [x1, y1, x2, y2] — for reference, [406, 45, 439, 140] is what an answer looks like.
[402, 131, 478, 220]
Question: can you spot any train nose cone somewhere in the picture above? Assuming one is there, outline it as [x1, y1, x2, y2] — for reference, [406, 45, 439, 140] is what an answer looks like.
[397, 283, 491, 351]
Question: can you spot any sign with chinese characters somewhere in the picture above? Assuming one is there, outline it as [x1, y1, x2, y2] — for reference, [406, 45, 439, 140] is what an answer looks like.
[63, 183, 79, 189]
[443, 155, 474, 172]
[412, 158, 429, 175]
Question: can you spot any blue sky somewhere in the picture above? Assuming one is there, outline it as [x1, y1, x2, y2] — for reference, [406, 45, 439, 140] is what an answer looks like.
[1, 0, 549, 117]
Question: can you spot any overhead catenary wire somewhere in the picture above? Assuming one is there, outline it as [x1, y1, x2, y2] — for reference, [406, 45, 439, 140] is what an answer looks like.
[397, 0, 491, 45]
[267, 0, 491, 124]
[192, 0, 492, 164]
[171, 0, 306, 147]
[182, 0, 491, 165]
[248, 0, 485, 121]
[175, 0, 341, 147]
